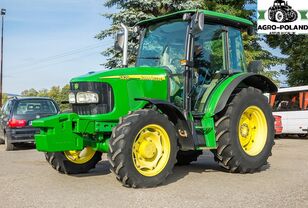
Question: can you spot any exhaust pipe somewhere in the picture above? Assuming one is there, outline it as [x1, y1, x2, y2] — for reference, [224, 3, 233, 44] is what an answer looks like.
[120, 23, 128, 68]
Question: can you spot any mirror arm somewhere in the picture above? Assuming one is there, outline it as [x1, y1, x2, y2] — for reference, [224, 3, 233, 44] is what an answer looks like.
[120, 23, 129, 67]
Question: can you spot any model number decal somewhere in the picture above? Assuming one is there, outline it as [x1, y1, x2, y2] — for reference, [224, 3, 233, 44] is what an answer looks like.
[102, 75, 166, 81]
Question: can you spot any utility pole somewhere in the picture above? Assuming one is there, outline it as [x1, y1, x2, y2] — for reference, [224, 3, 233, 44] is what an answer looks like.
[0, 8, 6, 107]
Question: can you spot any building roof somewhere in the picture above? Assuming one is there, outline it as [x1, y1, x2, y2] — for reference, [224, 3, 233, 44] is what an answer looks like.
[278, 85, 308, 93]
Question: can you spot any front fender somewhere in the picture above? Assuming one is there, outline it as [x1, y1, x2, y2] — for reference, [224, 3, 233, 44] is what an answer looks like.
[135, 98, 195, 150]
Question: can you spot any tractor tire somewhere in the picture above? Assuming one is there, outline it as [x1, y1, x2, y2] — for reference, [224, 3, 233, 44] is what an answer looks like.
[275, 9, 287, 23]
[4, 134, 15, 151]
[176, 150, 202, 166]
[108, 109, 178, 188]
[268, 9, 276, 22]
[289, 10, 298, 22]
[45, 148, 102, 174]
[213, 87, 274, 173]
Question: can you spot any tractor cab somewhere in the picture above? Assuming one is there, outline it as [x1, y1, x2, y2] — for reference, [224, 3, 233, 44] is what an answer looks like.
[135, 16, 247, 112]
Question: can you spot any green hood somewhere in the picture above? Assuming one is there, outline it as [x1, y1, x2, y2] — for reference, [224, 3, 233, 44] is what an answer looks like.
[71, 66, 168, 83]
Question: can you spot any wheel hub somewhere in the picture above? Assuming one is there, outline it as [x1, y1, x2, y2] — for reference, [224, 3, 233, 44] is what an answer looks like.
[132, 124, 171, 177]
[139, 141, 157, 159]
[240, 123, 250, 137]
[238, 106, 267, 156]
[64, 147, 96, 164]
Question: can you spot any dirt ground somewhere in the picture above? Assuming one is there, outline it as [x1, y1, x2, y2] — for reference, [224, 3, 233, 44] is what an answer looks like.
[0, 137, 307, 208]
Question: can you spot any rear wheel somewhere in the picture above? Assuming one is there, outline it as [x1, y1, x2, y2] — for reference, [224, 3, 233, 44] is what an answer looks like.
[176, 150, 202, 166]
[4, 134, 15, 151]
[298, 134, 307, 138]
[289, 10, 298, 22]
[45, 147, 102, 174]
[108, 109, 178, 188]
[213, 87, 274, 173]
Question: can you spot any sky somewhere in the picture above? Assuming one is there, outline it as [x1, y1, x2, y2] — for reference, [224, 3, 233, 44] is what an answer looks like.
[0, 1, 288, 94]
[1, 0, 115, 94]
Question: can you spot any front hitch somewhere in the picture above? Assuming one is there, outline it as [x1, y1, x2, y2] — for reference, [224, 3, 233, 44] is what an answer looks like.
[32, 113, 84, 152]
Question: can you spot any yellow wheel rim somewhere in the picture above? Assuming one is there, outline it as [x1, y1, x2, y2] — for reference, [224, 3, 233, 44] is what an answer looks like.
[238, 106, 267, 156]
[64, 147, 96, 164]
[132, 124, 171, 177]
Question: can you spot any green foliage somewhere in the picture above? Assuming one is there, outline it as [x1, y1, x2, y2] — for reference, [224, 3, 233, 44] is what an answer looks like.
[2, 93, 8, 105]
[266, 34, 308, 87]
[20, 85, 71, 111]
[97, 0, 280, 83]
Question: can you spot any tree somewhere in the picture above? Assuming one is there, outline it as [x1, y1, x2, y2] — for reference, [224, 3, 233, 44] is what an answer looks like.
[21, 88, 38, 97]
[96, 0, 280, 83]
[266, 34, 308, 86]
[20, 85, 71, 111]
[2, 93, 8, 105]
[96, 0, 203, 68]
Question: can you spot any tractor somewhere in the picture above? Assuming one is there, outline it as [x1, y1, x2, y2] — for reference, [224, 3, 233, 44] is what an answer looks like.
[268, 0, 298, 23]
[32, 10, 277, 188]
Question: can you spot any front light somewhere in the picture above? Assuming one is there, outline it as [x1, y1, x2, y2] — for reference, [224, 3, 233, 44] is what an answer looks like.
[76, 92, 99, 104]
[68, 93, 76, 103]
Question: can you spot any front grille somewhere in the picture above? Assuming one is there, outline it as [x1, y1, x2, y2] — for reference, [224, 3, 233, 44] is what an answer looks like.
[70, 82, 114, 115]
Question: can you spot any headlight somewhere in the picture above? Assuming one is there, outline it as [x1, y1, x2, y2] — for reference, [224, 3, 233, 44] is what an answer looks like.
[68, 93, 76, 104]
[76, 92, 99, 104]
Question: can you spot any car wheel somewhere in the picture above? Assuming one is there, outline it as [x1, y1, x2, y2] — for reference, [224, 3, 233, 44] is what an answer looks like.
[4, 134, 15, 151]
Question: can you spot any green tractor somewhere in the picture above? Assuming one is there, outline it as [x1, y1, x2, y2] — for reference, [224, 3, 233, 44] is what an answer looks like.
[32, 10, 277, 188]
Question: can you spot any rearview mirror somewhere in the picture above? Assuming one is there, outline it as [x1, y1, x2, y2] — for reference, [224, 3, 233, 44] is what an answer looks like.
[248, 60, 263, 73]
[192, 12, 204, 35]
[115, 32, 125, 51]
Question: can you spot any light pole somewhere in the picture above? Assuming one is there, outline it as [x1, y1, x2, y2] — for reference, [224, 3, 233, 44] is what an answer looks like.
[0, 8, 6, 107]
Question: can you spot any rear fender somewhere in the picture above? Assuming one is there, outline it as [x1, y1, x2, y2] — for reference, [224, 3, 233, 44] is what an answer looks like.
[205, 73, 278, 117]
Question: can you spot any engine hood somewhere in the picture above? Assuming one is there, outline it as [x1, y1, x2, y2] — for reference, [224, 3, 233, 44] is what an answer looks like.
[70, 66, 169, 83]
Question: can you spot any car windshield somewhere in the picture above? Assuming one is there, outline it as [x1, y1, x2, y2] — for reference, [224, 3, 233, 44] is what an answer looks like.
[13, 100, 58, 115]
[136, 20, 187, 74]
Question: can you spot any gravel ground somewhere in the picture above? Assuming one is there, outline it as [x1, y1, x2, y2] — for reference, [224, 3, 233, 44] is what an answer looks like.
[0, 137, 307, 208]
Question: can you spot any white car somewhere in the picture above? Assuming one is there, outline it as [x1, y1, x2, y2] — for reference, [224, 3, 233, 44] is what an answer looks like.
[269, 85, 308, 138]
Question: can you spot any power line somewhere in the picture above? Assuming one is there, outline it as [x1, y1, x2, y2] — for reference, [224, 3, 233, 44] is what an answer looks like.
[8, 39, 112, 70]
[7, 43, 113, 76]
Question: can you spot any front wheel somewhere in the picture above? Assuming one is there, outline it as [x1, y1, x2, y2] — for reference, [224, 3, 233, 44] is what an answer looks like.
[45, 147, 102, 174]
[108, 109, 178, 188]
[213, 87, 274, 173]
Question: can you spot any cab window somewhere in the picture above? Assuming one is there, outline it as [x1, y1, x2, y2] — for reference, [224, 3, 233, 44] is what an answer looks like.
[228, 27, 246, 72]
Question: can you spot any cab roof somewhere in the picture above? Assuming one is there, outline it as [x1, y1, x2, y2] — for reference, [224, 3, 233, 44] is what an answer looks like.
[137, 9, 253, 29]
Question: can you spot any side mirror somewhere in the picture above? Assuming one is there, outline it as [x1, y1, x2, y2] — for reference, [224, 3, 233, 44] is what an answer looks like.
[115, 32, 125, 51]
[248, 60, 263, 73]
[192, 12, 204, 35]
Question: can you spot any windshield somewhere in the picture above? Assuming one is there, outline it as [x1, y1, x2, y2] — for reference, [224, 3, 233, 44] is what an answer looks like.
[14, 100, 58, 115]
[136, 20, 187, 74]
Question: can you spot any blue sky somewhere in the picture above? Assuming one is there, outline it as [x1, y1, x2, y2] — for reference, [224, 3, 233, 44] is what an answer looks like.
[1, 0, 115, 94]
[0, 1, 287, 94]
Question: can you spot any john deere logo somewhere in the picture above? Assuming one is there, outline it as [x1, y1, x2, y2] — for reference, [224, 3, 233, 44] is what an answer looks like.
[74, 83, 79, 90]
[268, 0, 298, 23]
[257, 0, 308, 34]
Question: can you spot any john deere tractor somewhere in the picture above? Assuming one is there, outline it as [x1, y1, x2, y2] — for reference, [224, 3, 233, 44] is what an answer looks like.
[32, 10, 277, 188]
[268, 0, 298, 23]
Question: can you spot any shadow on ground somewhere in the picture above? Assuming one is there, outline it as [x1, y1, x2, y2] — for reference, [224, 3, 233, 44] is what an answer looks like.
[71, 150, 271, 186]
